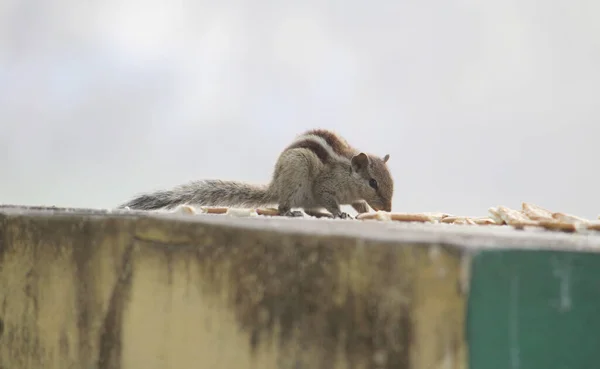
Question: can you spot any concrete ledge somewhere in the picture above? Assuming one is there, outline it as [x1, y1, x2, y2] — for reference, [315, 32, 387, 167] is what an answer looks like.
[1, 206, 599, 369]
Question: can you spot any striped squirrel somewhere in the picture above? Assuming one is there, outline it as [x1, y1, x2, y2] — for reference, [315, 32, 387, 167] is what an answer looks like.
[119, 129, 394, 219]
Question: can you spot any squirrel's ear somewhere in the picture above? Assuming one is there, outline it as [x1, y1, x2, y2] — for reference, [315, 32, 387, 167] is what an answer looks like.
[351, 152, 370, 172]
[383, 154, 390, 163]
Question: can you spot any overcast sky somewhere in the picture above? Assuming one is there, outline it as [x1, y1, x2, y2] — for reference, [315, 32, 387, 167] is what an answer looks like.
[1, 0, 599, 218]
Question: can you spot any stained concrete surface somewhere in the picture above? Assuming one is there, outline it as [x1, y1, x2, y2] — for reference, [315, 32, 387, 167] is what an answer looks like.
[1, 205, 598, 369]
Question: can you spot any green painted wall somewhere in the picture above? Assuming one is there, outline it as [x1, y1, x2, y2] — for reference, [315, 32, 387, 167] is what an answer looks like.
[468, 250, 600, 369]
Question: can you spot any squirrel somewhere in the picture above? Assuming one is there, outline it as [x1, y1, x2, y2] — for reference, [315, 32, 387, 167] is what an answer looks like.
[118, 129, 394, 219]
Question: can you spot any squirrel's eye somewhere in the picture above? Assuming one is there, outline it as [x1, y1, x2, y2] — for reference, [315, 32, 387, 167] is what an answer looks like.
[369, 178, 378, 189]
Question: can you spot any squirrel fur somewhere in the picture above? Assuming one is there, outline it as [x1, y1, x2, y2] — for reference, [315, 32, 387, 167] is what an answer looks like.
[119, 129, 394, 218]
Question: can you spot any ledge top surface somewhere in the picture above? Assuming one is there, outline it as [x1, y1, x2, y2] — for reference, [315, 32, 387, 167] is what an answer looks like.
[1, 205, 600, 252]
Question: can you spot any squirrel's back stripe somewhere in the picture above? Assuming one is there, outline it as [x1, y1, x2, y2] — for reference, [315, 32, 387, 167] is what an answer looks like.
[286, 139, 331, 163]
[304, 129, 354, 158]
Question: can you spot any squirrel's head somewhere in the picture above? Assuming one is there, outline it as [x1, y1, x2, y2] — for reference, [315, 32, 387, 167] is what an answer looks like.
[350, 152, 394, 212]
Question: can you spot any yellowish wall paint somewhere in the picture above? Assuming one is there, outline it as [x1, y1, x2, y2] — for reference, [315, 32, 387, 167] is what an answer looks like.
[0, 213, 467, 369]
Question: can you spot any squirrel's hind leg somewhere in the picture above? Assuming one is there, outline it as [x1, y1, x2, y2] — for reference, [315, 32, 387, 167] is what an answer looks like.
[278, 207, 304, 217]
[277, 184, 312, 217]
[272, 151, 316, 218]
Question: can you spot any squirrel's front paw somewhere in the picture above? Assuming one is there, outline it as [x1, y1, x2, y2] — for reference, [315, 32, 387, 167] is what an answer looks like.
[336, 212, 354, 219]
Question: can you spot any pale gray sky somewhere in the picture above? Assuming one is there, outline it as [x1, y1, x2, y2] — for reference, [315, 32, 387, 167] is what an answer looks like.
[1, 0, 599, 218]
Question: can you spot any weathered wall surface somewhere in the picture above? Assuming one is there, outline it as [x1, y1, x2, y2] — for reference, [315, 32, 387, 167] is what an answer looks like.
[0, 207, 467, 369]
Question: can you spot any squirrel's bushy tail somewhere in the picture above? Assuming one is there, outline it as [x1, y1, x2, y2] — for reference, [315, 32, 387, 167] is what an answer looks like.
[119, 180, 276, 210]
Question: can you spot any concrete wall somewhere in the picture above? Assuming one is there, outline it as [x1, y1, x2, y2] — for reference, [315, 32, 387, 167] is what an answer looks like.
[0, 207, 467, 369]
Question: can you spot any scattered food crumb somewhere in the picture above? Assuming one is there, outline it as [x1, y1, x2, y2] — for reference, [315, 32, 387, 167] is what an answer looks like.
[225, 208, 259, 217]
[136, 201, 599, 235]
